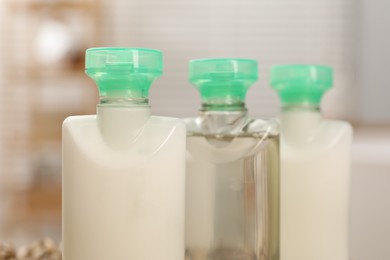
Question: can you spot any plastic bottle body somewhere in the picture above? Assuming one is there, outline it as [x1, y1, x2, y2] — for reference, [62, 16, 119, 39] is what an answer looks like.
[280, 109, 352, 260]
[62, 106, 186, 260]
[185, 58, 280, 260]
[270, 65, 352, 260]
[185, 114, 280, 260]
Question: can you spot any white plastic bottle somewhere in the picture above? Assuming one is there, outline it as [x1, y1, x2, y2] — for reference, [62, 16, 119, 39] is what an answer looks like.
[62, 48, 186, 260]
[271, 65, 352, 260]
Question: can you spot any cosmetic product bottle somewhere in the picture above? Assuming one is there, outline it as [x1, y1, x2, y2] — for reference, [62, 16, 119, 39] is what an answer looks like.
[185, 58, 280, 260]
[63, 48, 186, 260]
[271, 65, 352, 260]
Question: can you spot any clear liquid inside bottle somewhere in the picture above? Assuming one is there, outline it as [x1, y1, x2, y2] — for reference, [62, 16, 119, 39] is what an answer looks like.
[185, 58, 280, 260]
[185, 114, 280, 260]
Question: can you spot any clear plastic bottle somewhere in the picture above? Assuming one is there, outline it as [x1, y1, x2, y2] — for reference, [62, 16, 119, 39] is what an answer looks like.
[62, 48, 186, 260]
[270, 65, 352, 260]
[184, 59, 280, 260]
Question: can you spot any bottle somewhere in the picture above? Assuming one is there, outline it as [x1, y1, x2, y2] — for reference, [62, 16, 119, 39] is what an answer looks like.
[184, 59, 280, 260]
[62, 48, 186, 260]
[270, 65, 352, 260]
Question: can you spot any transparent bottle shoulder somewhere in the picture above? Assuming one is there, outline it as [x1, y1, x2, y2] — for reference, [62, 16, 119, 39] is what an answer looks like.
[183, 116, 280, 138]
[184, 116, 279, 163]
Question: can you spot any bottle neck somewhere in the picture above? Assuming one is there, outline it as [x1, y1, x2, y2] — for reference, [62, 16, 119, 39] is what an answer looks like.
[196, 80, 250, 112]
[93, 74, 155, 106]
[282, 102, 321, 113]
[97, 99, 151, 150]
[280, 102, 322, 143]
[199, 101, 248, 136]
[99, 97, 149, 106]
[201, 100, 247, 112]
[194, 80, 252, 135]
[98, 88, 150, 106]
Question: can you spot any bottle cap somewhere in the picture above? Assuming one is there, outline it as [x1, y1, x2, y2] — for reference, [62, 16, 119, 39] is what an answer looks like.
[270, 65, 333, 105]
[189, 58, 258, 105]
[85, 47, 162, 98]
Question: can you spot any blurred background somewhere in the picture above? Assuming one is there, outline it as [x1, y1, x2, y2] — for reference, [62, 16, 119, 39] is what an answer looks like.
[0, 0, 388, 259]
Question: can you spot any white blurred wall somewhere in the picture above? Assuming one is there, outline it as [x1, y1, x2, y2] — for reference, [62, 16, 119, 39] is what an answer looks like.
[102, 0, 355, 119]
[356, 0, 390, 123]
[351, 129, 390, 260]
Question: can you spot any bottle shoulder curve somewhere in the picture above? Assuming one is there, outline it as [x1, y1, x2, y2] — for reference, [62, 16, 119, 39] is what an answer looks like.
[148, 116, 186, 138]
[322, 118, 353, 140]
[62, 115, 97, 135]
[323, 117, 352, 128]
[248, 117, 280, 135]
[62, 114, 96, 125]
[183, 116, 279, 137]
[63, 115, 185, 167]
[281, 117, 353, 152]
[151, 115, 186, 128]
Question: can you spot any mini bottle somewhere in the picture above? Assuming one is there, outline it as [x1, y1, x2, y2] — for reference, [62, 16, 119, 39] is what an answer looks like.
[270, 65, 352, 260]
[184, 59, 280, 260]
[62, 48, 186, 260]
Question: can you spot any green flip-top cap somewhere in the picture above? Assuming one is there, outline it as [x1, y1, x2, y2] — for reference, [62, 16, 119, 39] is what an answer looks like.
[85, 47, 162, 98]
[189, 58, 258, 105]
[270, 65, 333, 105]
